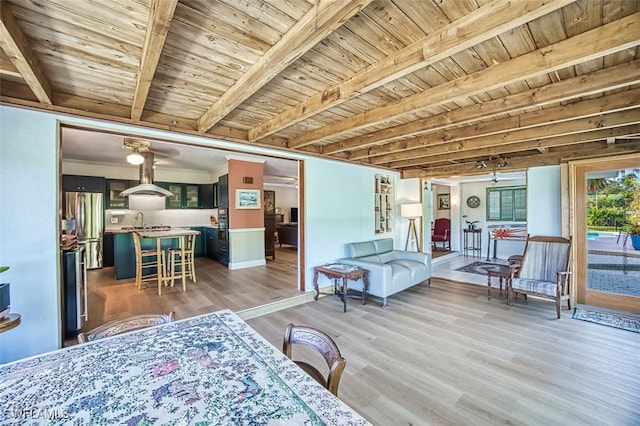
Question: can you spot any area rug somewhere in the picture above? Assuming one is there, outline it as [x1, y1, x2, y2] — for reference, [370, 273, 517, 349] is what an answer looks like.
[454, 261, 503, 276]
[572, 306, 640, 333]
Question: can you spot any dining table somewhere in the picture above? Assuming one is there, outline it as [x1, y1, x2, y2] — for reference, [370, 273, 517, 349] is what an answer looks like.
[0, 309, 369, 425]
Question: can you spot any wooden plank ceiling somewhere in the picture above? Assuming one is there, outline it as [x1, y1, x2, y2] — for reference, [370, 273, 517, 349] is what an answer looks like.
[1, 0, 639, 178]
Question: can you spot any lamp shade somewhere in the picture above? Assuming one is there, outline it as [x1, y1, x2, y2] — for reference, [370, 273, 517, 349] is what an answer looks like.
[127, 149, 144, 165]
[400, 203, 422, 218]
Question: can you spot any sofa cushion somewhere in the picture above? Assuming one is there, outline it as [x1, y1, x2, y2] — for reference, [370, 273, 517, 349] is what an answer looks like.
[512, 278, 557, 296]
[357, 255, 383, 264]
[373, 238, 394, 254]
[389, 263, 411, 286]
[378, 251, 401, 263]
[348, 241, 377, 258]
[389, 259, 428, 281]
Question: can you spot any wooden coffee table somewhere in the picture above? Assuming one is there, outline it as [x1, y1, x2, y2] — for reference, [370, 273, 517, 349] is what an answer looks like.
[313, 264, 369, 312]
[486, 265, 512, 300]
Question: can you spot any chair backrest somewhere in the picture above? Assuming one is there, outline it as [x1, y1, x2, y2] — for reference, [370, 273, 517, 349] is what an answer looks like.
[77, 312, 175, 343]
[518, 235, 571, 281]
[433, 218, 450, 236]
[282, 323, 346, 396]
[186, 233, 197, 251]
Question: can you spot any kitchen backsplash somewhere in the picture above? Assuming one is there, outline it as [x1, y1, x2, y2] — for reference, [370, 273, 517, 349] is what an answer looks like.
[106, 196, 216, 229]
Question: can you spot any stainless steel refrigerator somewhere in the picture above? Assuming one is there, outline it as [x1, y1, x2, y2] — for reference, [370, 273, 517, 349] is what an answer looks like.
[64, 192, 104, 269]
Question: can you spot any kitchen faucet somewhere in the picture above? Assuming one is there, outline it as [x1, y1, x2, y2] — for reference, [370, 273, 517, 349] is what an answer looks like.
[135, 211, 144, 227]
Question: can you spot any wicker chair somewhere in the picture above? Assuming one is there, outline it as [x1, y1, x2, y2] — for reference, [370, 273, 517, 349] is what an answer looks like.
[508, 235, 572, 319]
[282, 323, 346, 396]
[77, 312, 175, 343]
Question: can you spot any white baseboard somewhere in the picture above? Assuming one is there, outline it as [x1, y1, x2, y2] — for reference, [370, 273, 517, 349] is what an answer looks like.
[228, 259, 266, 270]
[237, 285, 333, 320]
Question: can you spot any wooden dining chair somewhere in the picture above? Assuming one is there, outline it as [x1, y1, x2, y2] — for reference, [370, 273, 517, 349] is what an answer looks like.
[132, 231, 166, 295]
[167, 233, 197, 290]
[282, 323, 346, 396]
[77, 312, 175, 343]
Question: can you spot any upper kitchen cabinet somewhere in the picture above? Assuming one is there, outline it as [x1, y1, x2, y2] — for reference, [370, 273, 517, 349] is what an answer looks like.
[217, 174, 228, 208]
[161, 183, 200, 209]
[63, 175, 105, 193]
[105, 179, 137, 209]
[199, 184, 215, 209]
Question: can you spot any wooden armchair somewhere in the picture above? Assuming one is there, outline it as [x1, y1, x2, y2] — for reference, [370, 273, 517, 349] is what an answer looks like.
[508, 235, 572, 319]
[431, 218, 451, 250]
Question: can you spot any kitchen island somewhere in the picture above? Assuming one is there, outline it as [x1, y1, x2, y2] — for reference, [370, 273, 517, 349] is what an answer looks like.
[111, 226, 210, 280]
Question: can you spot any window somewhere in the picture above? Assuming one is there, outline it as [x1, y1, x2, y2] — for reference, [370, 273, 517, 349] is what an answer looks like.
[486, 186, 526, 221]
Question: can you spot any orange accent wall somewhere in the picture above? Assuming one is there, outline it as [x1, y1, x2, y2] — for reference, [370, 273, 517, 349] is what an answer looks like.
[228, 159, 264, 229]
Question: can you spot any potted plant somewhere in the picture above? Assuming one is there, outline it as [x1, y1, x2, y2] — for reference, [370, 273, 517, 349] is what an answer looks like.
[627, 193, 640, 250]
[462, 215, 479, 230]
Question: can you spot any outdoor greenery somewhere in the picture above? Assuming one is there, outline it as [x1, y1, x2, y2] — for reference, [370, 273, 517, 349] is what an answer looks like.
[586, 171, 640, 233]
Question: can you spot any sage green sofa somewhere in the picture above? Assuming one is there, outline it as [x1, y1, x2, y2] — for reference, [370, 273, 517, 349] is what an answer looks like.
[338, 238, 431, 306]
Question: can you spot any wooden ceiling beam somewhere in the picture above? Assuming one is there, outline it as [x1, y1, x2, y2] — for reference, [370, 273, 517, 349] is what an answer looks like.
[289, 12, 640, 149]
[358, 88, 640, 163]
[196, 0, 373, 133]
[385, 124, 640, 169]
[0, 49, 20, 77]
[369, 108, 640, 167]
[327, 60, 640, 155]
[247, 0, 574, 142]
[402, 140, 640, 179]
[131, 0, 178, 121]
[0, 2, 52, 104]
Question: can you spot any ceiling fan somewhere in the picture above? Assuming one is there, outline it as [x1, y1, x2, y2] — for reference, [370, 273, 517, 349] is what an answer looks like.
[122, 137, 179, 165]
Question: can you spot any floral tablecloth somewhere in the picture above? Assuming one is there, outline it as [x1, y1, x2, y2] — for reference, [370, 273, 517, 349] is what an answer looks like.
[0, 310, 369, 425]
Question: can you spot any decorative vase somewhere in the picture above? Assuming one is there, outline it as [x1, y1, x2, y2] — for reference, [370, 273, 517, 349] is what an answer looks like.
[631, 235, 640, 250]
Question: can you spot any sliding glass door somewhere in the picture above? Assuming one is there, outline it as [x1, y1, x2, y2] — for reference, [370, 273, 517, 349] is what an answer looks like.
[572, 154, 640, 314]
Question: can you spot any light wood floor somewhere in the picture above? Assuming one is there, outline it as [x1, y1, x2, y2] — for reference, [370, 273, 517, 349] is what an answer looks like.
[247, 260, 640, 425]
[83, 245, 300, 332]
[84, 250, 639, 425]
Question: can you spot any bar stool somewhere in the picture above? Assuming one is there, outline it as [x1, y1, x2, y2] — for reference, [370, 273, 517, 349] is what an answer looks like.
[167, 233, 197, 291]
[132, 232, 166, 295]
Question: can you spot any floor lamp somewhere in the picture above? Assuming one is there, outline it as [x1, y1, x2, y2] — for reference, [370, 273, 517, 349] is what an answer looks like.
[401, 203, 422, 252]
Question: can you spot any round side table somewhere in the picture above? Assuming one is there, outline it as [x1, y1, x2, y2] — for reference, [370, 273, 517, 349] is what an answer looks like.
[0, 313, 21, 333]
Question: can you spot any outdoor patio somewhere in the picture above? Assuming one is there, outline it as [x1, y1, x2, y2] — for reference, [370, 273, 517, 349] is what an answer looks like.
[587, 232, 640, 297]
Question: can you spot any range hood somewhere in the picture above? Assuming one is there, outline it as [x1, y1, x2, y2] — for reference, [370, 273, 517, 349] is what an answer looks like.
[119, 153, 173, 197]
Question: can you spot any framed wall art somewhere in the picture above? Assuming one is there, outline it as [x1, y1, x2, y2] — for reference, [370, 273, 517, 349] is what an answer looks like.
[236, 189, 261, 209]
[438, 194, 450, 210]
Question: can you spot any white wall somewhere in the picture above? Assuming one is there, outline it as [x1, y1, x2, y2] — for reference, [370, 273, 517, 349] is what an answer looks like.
[527, 166, 562, 236]
[0, 105, 409, 363]
[0, 107, 60, 363]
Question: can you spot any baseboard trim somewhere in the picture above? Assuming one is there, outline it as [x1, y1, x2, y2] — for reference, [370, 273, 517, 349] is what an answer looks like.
[237, 285, 333, 320]
[228, 259, 266, 270]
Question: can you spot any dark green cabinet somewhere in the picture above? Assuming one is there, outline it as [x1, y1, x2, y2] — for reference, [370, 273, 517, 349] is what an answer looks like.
[106, 179, 137, 208]
[63, 175, 105, 192]
[160, 183, 200, 209]
[199, 184, 215, 209]
[206, 227, 218, 260]
[218, 174, 228, 208]
[103, 232, 114, 267]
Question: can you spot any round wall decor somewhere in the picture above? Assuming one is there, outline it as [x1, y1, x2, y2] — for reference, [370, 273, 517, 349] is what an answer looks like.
[466, 195, 481, 208]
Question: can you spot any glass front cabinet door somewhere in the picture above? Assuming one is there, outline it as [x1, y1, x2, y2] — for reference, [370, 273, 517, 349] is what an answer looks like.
[375, 174, 393, 234]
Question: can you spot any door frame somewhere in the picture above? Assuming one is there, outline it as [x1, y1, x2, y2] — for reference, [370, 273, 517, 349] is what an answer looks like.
[570, 153, 640, 314]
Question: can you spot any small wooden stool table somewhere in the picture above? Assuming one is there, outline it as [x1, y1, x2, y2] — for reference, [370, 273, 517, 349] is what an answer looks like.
[313, 264, 369, 312]
[486, 265, 512, 300]
[0, 313, 21, 333]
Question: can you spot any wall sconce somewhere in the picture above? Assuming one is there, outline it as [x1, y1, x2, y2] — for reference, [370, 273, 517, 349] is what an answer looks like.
[451, 197, 459, 206]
